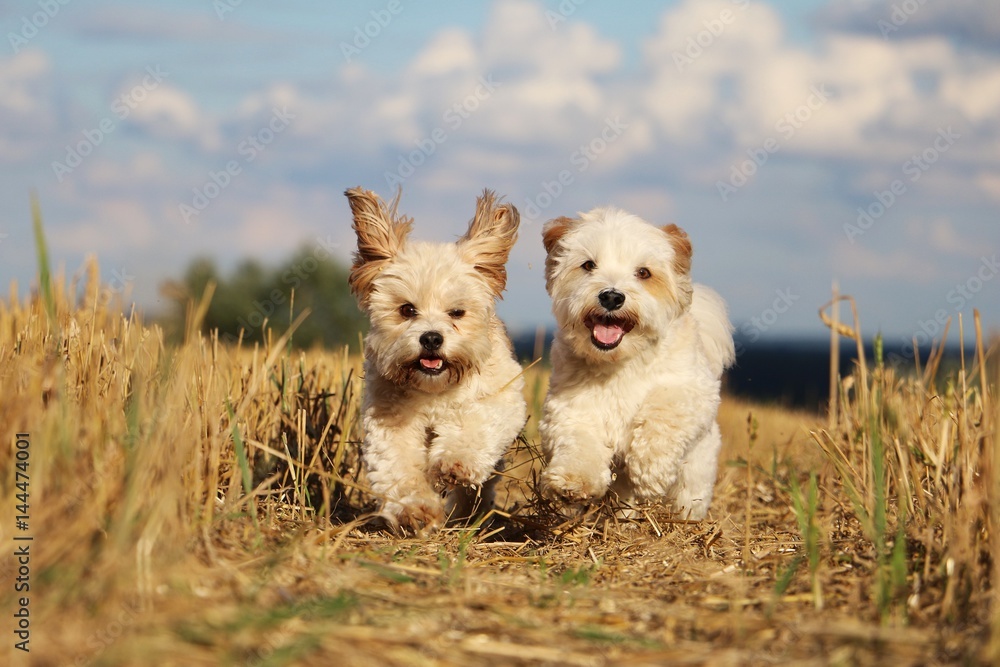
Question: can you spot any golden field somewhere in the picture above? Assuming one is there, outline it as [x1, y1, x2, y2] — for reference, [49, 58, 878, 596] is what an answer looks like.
[1, 259, 998, 666]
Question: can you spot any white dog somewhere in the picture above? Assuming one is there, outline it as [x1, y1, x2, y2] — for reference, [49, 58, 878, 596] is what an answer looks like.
[345, 187, 527, 533]
[539, 207, 735, 520]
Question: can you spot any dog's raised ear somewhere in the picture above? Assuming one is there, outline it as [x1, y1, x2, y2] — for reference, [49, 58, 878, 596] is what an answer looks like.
[541, 216, 578, 255]
[345, 187, 412, 304]
[458, 189, 520, 298]
[661, 223, 692, 276]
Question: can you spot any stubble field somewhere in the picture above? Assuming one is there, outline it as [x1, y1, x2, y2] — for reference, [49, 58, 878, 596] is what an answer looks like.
[2, 260, 998, 666]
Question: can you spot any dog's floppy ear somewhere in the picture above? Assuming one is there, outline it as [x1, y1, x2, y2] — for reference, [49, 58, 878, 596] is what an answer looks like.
[661, 223, 693, 309]
[345, 187, 412, 304]
[661, 224, 692, 276]
[541, 216, 577, 255]
[459, 189, 520, 298]
[541, 215, 580, 296]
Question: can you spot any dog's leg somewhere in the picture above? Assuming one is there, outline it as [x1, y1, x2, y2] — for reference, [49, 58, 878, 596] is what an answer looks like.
[608, 465, 641, 518]
[363, 417, 445, 532]
[428, 388, 526, 494]
[431, 384, 526, 526]
[668, 423, 722, 520]
[444, 459, 502, 524]
[625, 384, 721, 519]
[539, 398, 616, 504]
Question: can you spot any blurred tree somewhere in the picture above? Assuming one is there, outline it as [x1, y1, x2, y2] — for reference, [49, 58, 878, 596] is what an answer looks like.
[159, 248, 366, 349]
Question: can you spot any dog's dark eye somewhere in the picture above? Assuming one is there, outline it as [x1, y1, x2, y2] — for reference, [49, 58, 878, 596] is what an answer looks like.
[581, 260, 597, 272]
[448, 309, 466, 319]
[399, 303, 417, 319]
[636, 267, 652, 280]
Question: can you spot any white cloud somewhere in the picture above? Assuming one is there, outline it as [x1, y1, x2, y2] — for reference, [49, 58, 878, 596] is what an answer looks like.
[642, 1, 787, 143]
[975, 171, 1000, 202]
[0, 49, 49, 114]
[638, 0, 1000, 169]
[237, 0, 626, 161]
[835, 241, 940, 284]
[902, 217, 981, 257]
[410, 28, 479, 76]
[0, 49, 55, 159]
[190, 0, 1000, 191]
[396, 0, 623, 145]
[926, 218, 980, 257]
[481, 0, 619, 75]
[53, 198, 157, 254]
[173, 183, 350, 260]
[612, 188, 676, 224]
[72, 5, 271, 42]
[940, 65, 1000, 124]
[84, 153, 169, 189]
[125, 84, 204, 142]
[819, 0, 1000, 50]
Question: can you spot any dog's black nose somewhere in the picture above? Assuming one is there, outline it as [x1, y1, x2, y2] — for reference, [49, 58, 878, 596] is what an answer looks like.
[419, 331, 444, 351]
[598, 289, 626, 312]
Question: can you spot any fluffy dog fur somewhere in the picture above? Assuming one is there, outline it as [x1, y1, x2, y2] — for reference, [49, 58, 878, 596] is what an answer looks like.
[345, 187, 527, 533]
[539, 207, 735, 520]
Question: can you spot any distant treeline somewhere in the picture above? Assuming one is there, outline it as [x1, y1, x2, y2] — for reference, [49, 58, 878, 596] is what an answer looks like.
[719, 336, 984, 411]
[159, 248, 367, 348]
[509, 331, 986, 411]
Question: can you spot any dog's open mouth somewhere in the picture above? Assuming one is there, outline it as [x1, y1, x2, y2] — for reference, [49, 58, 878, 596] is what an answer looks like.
[585, 314, 636, 350]
[416, 355, 446, 375]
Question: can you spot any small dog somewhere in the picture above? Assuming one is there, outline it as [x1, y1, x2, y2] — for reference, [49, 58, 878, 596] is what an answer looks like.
[345, 187, 527, 533]
[539, 207, 735, 520]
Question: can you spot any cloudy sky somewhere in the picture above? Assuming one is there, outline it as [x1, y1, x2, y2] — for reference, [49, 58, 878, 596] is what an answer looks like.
[2, 0, 998, 345]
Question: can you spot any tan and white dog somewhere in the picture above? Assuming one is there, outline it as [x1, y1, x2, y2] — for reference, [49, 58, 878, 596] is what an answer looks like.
[539, 207, 735, 520]
[345, 187, 527, 533]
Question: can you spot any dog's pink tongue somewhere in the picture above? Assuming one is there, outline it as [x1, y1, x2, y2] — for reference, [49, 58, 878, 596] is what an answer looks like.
[593, 323, 624, 346]
[420, 358, 443, 370]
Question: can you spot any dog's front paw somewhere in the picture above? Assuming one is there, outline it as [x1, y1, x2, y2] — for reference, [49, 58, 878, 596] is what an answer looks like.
[383, 495, 445, 534]
[540, 468, 610, 506]
[429, 457, 487, 492]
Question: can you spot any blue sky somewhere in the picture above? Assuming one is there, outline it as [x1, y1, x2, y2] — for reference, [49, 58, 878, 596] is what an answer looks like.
[2, 0, 998, 346]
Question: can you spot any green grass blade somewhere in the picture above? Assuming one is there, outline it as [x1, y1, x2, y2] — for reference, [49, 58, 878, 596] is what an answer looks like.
[31, 191, 57, 326]
[775, 554, 802, 596]
[227, 399, 253, 496]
